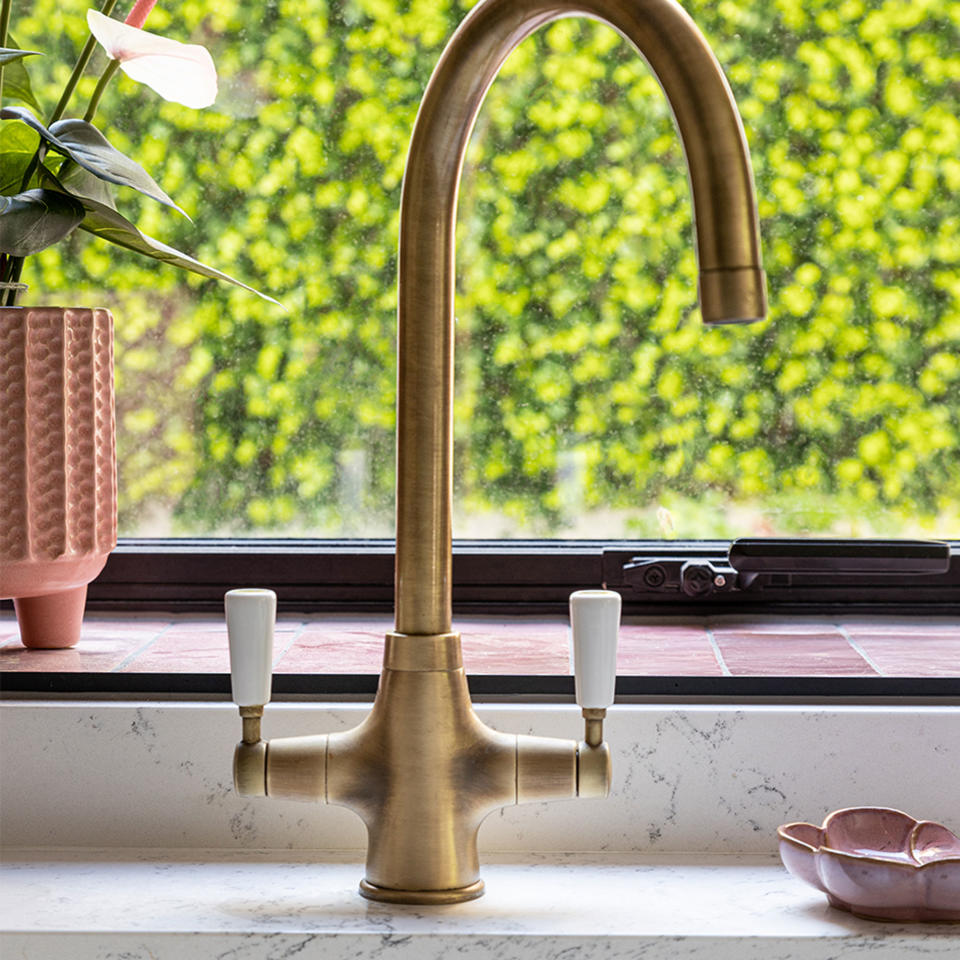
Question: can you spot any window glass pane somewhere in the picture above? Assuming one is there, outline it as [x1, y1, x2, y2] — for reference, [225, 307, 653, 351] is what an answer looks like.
[15, 0, 959, 540]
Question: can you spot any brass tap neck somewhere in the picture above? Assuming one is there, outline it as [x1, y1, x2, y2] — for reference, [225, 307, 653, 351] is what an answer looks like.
[582, 707, 607, 748]
[395, 0, 765, 635]
[239, 704, 263, 744]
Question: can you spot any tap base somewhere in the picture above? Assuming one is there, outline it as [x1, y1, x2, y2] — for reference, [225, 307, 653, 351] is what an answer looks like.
[359, 878, 485, 905]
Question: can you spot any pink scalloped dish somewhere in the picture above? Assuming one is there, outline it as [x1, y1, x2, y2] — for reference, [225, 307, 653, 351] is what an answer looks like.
[778, 807, 960, 922]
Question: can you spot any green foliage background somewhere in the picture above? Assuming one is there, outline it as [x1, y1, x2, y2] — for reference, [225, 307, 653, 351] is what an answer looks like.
[13, 0, 960, 537]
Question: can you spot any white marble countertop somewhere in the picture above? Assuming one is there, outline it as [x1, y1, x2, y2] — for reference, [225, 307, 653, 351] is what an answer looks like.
[2, 849, 957, 959]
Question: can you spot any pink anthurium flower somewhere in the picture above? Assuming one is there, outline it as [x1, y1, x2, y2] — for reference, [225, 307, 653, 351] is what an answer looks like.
[124, 0, 157, 30]
[86, 9, 217, 110]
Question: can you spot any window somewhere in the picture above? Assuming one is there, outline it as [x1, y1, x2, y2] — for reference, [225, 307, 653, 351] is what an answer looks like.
[5, 0, 959, 696]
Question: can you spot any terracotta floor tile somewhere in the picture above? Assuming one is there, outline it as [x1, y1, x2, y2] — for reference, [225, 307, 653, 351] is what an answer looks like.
[710, 617, 841, 636]
[621, 619, 711, 641]
[274, 617, 391, 673]
[841, 618, 960, 637]
[276, 635, 384, 674]
[850, 634, 960, 677]
[276, 617, 572, 675]
[0, 617, 169, 673]
[618, 624, 721, 676]
[458, 619, 569, 675]
[715, 632, 877, 677]
[2, 613, 958, 679]
[119, 618, 303, 673]
[115, 616, 305, 634]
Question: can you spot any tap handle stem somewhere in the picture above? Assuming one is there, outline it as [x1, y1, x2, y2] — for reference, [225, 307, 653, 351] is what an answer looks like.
[570, 589, 620, 713]
[225, 588, 276, 712]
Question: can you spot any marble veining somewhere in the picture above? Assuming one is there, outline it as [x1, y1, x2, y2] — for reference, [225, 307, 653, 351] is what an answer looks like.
[2, 703, 959, 855]
[2, 850, 958, 960]
[3, 702, 958, 958]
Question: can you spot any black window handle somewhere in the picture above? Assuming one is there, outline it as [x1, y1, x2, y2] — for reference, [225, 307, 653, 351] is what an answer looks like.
[728, 538, 951, 576]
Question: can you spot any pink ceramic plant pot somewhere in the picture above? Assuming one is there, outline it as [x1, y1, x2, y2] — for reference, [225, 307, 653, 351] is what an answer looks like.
[0, 306, 117, 649]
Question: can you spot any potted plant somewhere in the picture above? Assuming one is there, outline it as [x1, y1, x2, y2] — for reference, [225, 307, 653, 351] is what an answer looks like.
[0, 0, 274, 648]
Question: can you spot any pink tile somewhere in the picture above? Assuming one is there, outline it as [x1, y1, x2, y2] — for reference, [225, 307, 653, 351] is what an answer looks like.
[4, 611, 953, 679]
[618, 624, 721, 676]
[120, 631, 228, 672]
[716, 632, 877, 677]
[0, 617, 169, 672]
[119, 617, 306, 673]
[457, 618, 569, 675]
[620, 619, 709, 640]
[276, 617, 573, 675]
[851, 634, 960, 677]
[711, 617, 842, 636]
[842, 618, 960, 637]
[274, 617, 392, 674]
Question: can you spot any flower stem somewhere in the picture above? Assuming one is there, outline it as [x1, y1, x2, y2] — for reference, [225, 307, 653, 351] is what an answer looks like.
[6, 0, 121, 304]
[47, 0, 120, 125]
[83, 59, 120, 123]
[1, 253, 25, 304]
[0, 0, 12, 108]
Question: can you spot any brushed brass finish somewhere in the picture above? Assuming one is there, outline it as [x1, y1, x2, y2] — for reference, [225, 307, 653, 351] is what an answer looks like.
[517, 734, 578, 804]
[233, 740, 267, 797]
[230, 0, 764, 902]
[582, 707, 606, 748]
[698, 266, 768, 325]
[359, 878, 486, 905]
[239, 705, 263, 744]
[383, 631, 462, 671]
[395, 0, 766, 634]
[266, 735, 328, 802]
[237, 631, 587, 901]
[328, 641, 520, 896]
[577, 742, 612, 799]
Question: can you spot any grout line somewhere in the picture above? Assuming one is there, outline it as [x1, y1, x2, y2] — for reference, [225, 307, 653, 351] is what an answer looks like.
[111, 622, 177, 673]
[836, 623, 885, 677]
[705, 627, 732, 677]
[272, 620, 309, 669]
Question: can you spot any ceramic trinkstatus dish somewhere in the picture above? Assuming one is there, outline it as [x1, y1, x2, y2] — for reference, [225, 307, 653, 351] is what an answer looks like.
[778, 807, 960, 922]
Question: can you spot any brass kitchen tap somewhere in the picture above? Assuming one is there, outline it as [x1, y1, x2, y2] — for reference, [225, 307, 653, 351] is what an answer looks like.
[228, 0, 765, 905]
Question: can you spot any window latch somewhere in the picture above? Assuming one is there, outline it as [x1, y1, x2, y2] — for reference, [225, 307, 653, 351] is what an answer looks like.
[607, 538, 951, 599]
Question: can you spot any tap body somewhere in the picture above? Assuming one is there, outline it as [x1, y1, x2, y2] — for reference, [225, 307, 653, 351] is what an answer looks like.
[236, 633, 608, 902]
[233, 0, 764, 904]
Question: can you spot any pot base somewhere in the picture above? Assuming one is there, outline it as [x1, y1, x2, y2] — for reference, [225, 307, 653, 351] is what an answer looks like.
[13, 585, 88, 649]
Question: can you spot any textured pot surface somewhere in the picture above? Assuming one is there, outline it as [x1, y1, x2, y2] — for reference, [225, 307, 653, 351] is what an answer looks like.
[0, 307, 116, 646]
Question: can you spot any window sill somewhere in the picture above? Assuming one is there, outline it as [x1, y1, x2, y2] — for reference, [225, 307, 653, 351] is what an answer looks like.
[2, 611, 959, 699]
[3, 850, 957, 958]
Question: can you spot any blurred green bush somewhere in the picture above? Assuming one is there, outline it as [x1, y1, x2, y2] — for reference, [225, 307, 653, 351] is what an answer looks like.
[14, 0, 960, 537]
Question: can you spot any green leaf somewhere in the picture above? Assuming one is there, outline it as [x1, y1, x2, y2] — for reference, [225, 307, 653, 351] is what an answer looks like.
[0, 188, 84, 256]
[0, 121, 40, 193]
[1, 107, 186, 216]
[75, 192, 280, 305]
[56, 160, 117, 210]
[0, 38, 43, 113]
[0, 48, 42, 65]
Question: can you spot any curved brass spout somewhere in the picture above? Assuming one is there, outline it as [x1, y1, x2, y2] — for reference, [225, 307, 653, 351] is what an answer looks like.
[396, 0, 767, 635]
[232, 0, 766, 907]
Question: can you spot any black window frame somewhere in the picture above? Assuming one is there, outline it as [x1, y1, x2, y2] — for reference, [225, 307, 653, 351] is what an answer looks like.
[85, 536, 960, 616]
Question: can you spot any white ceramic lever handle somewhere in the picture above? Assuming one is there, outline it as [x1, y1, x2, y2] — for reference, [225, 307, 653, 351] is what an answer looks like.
[570, 589, 620, 710]
[225, 588, 276, 708]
